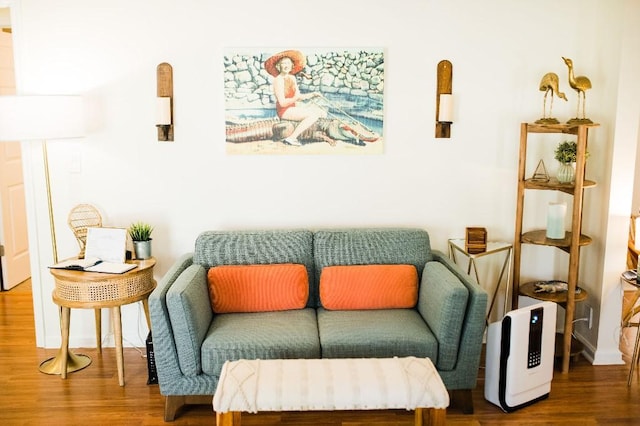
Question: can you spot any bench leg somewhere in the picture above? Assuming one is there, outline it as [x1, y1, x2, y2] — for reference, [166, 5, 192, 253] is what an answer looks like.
[415, 407, 446, 426]
[216, 411, 241, 426]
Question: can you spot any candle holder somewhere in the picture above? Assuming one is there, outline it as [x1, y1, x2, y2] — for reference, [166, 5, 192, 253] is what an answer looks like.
[156, 63, 174, 141]
[435, 60, 453, 139]
[156, 124, 171, 141]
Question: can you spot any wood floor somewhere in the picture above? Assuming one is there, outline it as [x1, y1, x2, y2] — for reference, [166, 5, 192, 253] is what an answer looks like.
[1, 280, 640, 425]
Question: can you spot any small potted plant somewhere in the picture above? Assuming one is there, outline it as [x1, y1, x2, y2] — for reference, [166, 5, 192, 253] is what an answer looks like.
[128, 221, 153, 260]
[554, 140, 588, 183]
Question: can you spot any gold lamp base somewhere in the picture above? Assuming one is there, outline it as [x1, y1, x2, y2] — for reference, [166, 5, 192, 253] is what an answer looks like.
[39, 349, 91, 375]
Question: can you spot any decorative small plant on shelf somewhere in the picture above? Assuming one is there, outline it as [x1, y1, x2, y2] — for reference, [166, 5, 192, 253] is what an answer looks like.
[128, 222, 153, 260]
[554, 140, 589, 164]
[554, 140, 589, 184]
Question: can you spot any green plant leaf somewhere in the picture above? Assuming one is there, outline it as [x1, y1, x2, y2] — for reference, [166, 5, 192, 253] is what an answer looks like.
[554, 140, 588, 164]
[128, 221, 153, 241]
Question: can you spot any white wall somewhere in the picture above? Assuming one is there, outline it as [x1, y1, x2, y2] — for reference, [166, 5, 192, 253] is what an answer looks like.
[587, 0, 640, 364]
[9, 0, 640, 358]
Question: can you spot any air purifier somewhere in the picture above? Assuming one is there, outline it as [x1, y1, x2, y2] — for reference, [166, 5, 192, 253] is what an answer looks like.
[485, 301, 557, 412]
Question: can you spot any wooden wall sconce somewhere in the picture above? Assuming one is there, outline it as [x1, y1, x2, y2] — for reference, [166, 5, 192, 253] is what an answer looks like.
[435, 60, 453, 138]
[156, 62, 174, 141]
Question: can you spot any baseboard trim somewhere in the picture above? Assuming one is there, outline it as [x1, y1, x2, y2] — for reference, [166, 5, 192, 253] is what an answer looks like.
[575, 332, 624, 365]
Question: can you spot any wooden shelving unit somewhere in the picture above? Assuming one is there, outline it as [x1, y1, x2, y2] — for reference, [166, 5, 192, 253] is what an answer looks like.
[512, 122, 599, 374]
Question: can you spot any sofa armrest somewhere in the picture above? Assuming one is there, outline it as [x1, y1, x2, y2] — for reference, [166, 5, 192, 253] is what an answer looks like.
[166, 263, 212, 376]
[430, 250, 488, 387]
[417, 259, 469, 370]
[149, 253, 195, 393]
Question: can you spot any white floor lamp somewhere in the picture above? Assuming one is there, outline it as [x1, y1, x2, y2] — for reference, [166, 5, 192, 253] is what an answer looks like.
[0, 95, 89, 375]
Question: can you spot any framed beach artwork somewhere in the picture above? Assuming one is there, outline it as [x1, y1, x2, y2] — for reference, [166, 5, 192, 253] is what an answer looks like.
[224, 47, 384, 155]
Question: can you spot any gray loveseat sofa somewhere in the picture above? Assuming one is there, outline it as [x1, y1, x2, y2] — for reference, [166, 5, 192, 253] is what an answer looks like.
[149, 228, 487, 421]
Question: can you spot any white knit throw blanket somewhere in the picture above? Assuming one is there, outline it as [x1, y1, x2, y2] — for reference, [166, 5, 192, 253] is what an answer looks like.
[213, 357, 449, 413]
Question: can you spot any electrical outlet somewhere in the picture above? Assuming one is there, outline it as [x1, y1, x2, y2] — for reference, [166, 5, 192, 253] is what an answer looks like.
[586, 304, 593, 329]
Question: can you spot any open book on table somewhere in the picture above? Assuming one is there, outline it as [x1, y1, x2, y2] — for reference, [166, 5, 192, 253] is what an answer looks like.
[49, 257, 137, 274]
[50, 227, 136, 274]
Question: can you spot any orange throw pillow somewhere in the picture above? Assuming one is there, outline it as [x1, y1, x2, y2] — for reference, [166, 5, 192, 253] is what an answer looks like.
[320, 264, 418, 310]
[207, 264, 308, 313]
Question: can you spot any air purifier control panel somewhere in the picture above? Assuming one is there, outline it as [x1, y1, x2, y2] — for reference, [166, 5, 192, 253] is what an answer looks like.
[527, 307, 544, 368]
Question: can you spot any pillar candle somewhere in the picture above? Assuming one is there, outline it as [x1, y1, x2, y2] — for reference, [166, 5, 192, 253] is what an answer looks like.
[546, 202, 567, 239]
[438, 94, 453, 123]
[156, 97, 171, 125]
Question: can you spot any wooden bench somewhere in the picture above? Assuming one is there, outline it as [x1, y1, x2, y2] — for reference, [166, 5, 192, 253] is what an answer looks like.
[213, 357, 449, 426]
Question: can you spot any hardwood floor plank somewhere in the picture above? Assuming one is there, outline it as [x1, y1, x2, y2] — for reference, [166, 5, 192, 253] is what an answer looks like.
[1, 280, 639, 425]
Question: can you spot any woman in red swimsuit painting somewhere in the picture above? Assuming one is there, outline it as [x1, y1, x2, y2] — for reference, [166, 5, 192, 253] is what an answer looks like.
[264, 50, 326, 146]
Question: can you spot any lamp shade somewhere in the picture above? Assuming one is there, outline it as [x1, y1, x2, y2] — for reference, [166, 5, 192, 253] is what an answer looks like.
[0, 96, 85, 141]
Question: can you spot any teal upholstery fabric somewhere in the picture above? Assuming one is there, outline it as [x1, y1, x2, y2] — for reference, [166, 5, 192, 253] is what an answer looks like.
[313, 228, 432, 308]
[150, 253, 216, 395]
[193, 229, 315, 307]
[166, 264, 213, 376]
[317, 308, 437, 359]
[149, 228, 488, 405]
[431, 251, 488, 389]
[418, 261, 469, 370]
[201, 308, 320, 376]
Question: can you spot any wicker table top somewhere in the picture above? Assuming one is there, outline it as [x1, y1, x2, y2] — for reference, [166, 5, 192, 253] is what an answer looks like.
[50, 258, 157, 309]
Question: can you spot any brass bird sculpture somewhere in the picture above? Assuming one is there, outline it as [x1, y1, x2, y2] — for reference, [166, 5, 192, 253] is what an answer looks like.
[562, 57, 592, 123]
[537, 72, 567, 124]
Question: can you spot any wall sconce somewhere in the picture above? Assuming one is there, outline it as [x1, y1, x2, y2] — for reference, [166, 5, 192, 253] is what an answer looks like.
[435, 59, 453, 138]
[156, 62, 174, 141]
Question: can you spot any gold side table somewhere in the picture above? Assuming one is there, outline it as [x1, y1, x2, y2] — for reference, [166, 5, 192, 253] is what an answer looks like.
[42, 258, 156, 386]
[448, 239, 513, 323]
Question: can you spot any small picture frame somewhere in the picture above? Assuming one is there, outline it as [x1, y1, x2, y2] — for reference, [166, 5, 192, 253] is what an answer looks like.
[84, 227, 128, 263]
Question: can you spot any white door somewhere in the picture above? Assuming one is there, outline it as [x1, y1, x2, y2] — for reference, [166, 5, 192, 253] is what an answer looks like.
[0, 29, 31, 289]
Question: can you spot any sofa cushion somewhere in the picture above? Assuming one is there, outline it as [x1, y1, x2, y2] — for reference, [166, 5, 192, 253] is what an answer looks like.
[207, 264, 308, 313]
[201, 308, 321, 376]
[319, 264, 418, 310]
[193, 230, 315, 308]
[317, 307, 437, 359]
[313, 228, 432, 308]
[417, 261, 469, 370]
[165, 264, 212, 376]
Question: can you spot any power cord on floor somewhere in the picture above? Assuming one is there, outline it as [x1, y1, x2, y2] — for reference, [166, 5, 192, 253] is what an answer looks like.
[98, 303, 150, 359]
[99, 331, 146, 357]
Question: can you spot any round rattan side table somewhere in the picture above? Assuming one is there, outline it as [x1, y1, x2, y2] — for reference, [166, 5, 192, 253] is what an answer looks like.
[44, 258, 156, 386]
